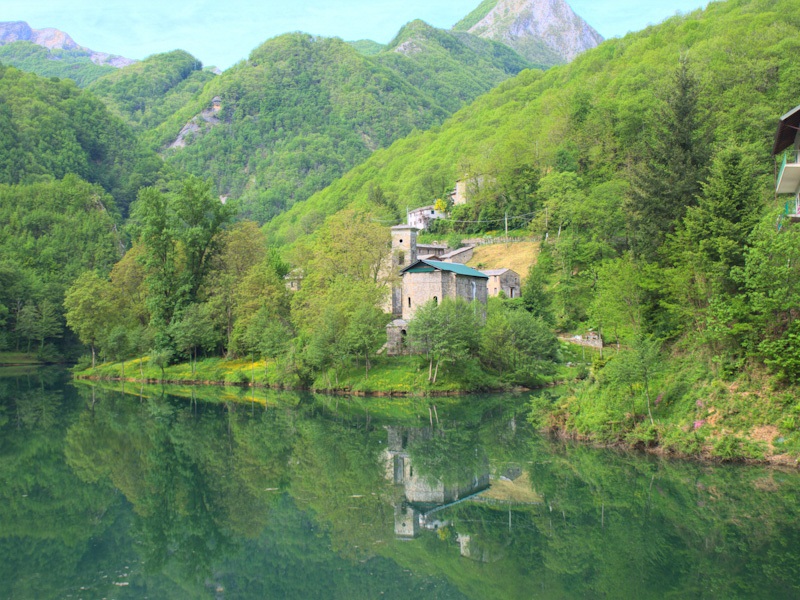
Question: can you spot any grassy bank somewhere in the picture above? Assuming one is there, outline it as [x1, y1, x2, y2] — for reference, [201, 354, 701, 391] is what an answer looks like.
[75, 341, 589, 395]
[76, 354, 503, 395]
[531, 350, 800, 464]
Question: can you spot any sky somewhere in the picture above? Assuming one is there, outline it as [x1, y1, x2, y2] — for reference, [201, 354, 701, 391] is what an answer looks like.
[3, 0, 709, 70]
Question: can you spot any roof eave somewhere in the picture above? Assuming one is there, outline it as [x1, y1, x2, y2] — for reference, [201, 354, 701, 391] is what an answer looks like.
[773, 104, 800, 155]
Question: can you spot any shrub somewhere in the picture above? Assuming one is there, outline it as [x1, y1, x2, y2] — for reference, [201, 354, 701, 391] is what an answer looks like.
[229, 370, 250, 385]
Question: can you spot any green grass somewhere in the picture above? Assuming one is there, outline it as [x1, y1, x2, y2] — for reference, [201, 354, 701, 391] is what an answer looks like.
[77, 355, 280, 386]
[77, 352, 509, 395]
[311, 354, 503, 395]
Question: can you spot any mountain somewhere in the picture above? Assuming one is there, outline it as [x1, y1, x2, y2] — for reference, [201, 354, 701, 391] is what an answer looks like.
[0, 63, 163, 214]
[260, 0, 800, 446]
[347, 40, 385, 56]
[0, 21, 135, 86]
[141, 29, 533, 222]
[375, 20, 533, 113]
[453, 0, 603, 64]
[266, 0, 796, 247]
[87, 50, 216, 132]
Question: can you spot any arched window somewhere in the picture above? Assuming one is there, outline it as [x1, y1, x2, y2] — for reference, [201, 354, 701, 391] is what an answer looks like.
[433, 296, 438, 305]
[408, 297, 411, 308]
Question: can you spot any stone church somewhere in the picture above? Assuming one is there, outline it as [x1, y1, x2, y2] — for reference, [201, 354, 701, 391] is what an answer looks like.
[386, 225, 488, 355]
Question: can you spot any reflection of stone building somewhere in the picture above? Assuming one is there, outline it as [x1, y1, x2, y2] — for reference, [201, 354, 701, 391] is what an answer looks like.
[383, 426, 490, 540]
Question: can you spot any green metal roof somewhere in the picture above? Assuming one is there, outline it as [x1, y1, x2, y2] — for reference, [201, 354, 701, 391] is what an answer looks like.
[402, 259, 488, 278]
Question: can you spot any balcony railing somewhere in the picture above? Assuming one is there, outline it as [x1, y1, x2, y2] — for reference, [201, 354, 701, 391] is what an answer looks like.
[788, 194, 800, 223]
[777, 150, 800, 194]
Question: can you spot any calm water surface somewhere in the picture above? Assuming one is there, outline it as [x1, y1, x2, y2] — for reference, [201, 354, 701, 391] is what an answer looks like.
[2, 368, 800, 599]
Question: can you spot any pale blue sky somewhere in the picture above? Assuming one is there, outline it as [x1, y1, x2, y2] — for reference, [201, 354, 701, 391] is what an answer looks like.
[3, 0, 709, 69]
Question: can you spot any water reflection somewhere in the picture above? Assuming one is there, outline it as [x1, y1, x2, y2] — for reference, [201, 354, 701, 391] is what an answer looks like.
[384, 426, 490, 540]
[2, 372, 800, 598]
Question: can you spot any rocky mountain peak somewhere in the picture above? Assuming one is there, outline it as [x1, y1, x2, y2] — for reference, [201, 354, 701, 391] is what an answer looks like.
[459, 0, 603, 63]
[0, 21, 135, 67]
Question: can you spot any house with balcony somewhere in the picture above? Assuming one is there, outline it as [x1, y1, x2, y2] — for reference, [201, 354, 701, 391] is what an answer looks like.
[774, 104, 800, 223]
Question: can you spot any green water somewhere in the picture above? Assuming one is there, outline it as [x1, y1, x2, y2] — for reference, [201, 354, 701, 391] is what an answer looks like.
[2, 369, 799, 599]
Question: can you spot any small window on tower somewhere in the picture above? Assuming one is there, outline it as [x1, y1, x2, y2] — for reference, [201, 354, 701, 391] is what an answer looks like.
[408, 297, 411, 308]
[398, 251, 405, 265]
[399, 239, 403, 244]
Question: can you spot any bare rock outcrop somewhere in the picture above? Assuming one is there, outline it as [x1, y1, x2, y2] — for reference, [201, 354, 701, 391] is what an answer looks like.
[466, 0, 603, 63]
[0, 21, 136, 67]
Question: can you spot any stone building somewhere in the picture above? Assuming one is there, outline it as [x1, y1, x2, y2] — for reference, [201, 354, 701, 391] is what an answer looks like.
[408, 205, 447, 230]
[438, 246, 474, 264]
[416, 242, 448, 259]
[386, 259, 489, 355]
[400, 259, 488, 321]
[481, 268, 521, 298]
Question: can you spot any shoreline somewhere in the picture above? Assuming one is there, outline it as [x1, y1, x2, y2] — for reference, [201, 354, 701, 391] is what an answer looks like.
[75, 372, 800, 467]
[73, 373, 537, 397]
[545, 428, 800, 469]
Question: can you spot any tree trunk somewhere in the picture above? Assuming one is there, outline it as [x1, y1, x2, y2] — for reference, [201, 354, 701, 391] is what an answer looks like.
[91, 345, 96, 369]
[433, 359, 440, 384]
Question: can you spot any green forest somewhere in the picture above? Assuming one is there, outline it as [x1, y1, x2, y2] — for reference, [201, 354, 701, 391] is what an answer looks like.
[2, 0, 800, 459]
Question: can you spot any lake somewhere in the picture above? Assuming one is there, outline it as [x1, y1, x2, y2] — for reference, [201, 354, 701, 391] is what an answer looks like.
[1, 367, 799, 599]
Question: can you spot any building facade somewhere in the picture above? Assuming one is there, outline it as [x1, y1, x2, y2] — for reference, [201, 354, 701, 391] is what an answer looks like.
[481, 268, 521, 298]
[400, 260, 488, 321]
[407, 205, 447, 230]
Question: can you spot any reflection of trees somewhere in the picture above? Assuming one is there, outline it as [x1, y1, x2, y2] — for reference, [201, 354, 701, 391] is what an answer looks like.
[64, 389, 297, 585]
[0, 371, 120, 599]
[289, 418, 392, 560]
[405, 427, 488, 488]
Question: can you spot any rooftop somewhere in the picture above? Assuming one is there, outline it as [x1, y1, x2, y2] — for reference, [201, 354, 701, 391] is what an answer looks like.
[439, 246, 474, 260]
[774, 104, 800, 155]
[391, 224, 419, 231]
[402, 259, 488, 278]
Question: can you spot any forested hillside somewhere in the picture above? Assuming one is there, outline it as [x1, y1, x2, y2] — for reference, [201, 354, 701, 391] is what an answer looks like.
[375, 19, 537, 113]
[0, 65, 163, 214]
[0, 65, 170, 360]
[87, 50, 216, 132]
[0, 41, 116, 86]
[147, 31, 532, 222]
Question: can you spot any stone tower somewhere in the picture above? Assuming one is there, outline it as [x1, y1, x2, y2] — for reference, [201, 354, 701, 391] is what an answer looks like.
[389, 225, 418, 317]
[390, 224, 418, 269]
